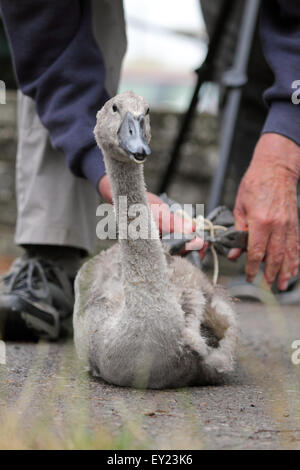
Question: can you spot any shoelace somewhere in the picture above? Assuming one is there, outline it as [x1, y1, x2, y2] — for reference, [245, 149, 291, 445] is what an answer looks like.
[4, 258, 64, 300]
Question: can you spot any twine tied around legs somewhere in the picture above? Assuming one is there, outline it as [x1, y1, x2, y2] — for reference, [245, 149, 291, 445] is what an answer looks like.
[176, 209, 228, 285]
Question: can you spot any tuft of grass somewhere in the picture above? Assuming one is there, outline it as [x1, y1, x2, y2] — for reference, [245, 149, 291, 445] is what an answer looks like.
[0, 341, 147, 450]
[0, 408, 139, 450]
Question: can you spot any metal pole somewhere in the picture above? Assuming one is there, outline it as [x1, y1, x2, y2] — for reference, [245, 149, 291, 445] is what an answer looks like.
[208, 0, 261, 213]
[158, 0, 232, 194]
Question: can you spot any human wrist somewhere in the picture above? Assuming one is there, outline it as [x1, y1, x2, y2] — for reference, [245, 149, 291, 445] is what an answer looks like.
[253, 133, 300, 181]
[98, 174, 113, 203]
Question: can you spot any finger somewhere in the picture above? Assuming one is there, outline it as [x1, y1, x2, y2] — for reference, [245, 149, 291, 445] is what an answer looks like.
[246, 221, 270, 283]
[148, 192, 195, 234]
[184, 237, 204, 252]
[263, 226, 286, 286]
[277, 223, 299, 290]
[228, 248, 242, 260]
[150, 201, 194, 234]
[171, 211, 195, 235]
[182, 239, 207, 259]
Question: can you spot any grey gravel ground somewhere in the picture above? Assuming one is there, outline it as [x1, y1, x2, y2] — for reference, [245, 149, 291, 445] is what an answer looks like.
[0, 301, 300, 450]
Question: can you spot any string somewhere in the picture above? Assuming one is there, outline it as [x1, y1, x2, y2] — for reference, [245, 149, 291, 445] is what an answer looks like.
[175, 209, 227, 285]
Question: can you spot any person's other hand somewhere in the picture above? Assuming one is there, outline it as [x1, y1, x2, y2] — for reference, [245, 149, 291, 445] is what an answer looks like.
[98, 175, 205, 256]
[228, 133, 300, 290]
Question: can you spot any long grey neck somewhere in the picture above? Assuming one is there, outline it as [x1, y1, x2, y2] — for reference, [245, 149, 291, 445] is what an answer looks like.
[103, 153, 169, 304]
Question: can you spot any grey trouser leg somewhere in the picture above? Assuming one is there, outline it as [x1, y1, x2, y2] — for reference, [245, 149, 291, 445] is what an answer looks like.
[15, 0, 127, 253]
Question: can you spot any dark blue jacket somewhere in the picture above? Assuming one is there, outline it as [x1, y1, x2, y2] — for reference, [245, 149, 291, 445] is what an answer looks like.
[1, 0, 300, 189]
[1, 0, 107, 188]
[261, 0, 300, 145]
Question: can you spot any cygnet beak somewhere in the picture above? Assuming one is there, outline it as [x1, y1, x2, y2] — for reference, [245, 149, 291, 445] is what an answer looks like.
[118, 112, 151, 163]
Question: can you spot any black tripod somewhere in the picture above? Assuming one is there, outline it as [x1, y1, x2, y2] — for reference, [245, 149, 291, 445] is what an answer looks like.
[158, 0, 261, 212]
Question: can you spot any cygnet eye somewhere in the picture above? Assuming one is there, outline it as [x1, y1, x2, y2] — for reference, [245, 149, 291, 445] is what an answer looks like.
[112, 104, 118, 113]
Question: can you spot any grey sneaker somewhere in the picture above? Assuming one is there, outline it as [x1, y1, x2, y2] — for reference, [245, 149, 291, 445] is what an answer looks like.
[0, 256, 74, 340]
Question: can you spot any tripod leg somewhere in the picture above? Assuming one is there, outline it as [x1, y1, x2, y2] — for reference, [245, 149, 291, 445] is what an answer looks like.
[158, 74, 203, 193]
[208, 0, 261, 212]
[158, 0, 232, 194]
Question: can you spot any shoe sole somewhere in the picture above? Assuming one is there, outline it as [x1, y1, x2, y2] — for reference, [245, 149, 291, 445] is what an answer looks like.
[0, 294, 60, 340]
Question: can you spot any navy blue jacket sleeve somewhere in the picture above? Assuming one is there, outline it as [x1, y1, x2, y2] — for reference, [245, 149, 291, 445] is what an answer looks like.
[260, 0, 300, 146]
[0, 0, 108, 188]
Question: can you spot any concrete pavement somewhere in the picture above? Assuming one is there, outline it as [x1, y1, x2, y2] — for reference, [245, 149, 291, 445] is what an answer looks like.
[0, 301, 300, 450]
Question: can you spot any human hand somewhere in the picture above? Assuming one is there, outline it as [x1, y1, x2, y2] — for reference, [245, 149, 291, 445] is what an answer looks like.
[98, 174, 113, 203]
[98, 175, 205, 255]
[147, 192, 205, 255]
[228, 133, 300, 290]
